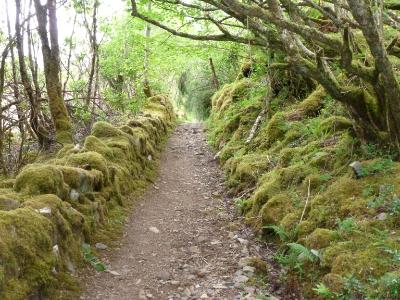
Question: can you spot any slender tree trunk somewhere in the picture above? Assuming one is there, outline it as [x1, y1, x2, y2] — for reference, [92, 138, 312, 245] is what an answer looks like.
[33, 0, 73, 145]
[63, 13, 77, 98]
[6, 0, 25, 166]
[15, 0, 50, 149]
[86, 0, 99, 107]
[143, 1, 153, 98]
[209, 57, 220, 89]
[0, 45, 10, 175]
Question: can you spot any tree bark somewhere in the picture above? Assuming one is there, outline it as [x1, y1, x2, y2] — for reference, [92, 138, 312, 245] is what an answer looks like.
[209, 57, 220, 89]
[33, 0, 73, 145]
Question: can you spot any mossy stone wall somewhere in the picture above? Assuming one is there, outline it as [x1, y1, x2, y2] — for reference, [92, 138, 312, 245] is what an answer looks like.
[0, 95, 175, 299]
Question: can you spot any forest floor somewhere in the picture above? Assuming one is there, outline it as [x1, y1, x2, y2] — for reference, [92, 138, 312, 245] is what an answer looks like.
[80, 123, 294, 300]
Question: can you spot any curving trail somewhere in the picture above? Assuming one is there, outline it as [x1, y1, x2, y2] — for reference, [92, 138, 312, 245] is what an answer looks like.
[80, 123, 286, 300]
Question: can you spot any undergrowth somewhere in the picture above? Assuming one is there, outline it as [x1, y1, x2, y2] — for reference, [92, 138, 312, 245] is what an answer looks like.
[207, 61, 400, 299]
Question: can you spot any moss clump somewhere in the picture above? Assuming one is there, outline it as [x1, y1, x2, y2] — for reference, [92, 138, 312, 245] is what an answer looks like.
[260, 193, 292, 225]
[0, 208, 56, 300]
[305, 228, 337, 249]
[256, 112, 289, 148]
[321, 273, 345, 293]
[291, 85, 326, 118]
[83, 135, 114, 159]
[58, 166, 104, 193]
[331, 248, 387, 279]
[62, 152, 109, 184]
[91, 121, 125, 139]
[250, 171, 281, 213]
[320, 116, 353, 133]
[14, 164, 68, 199]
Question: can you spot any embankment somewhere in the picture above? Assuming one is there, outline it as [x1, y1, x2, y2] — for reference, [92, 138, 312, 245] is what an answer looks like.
[207, 69, 400, 299]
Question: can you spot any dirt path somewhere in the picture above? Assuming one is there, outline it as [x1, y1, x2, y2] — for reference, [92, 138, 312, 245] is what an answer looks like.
[80, 123, 287, 300]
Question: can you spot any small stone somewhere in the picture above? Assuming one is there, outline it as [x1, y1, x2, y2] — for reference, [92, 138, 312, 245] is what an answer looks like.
[200, 294, 208, 299]
[157, 270, 171, 281]
[349, 161, 363, 178]
[171, 280, 180, 285]
[138, 290, 147, 299]
[234, 274, 249, 284]
[52, 245, 59, 257]
[237, 237, 248, 245]
[189, 246, 200, 253]
[107, 270, 121, 276]
[148, 155, 153, 161]
[195, 268, 208, 278]
[183, 288, 192, 297]
[70, 189, 80, 201]
[146, 294, 153, 299]
[243, 266, 255, 273]
[197, 236, 207, 243]
[95, 242, 108, 250]
[38, 207, 52, 216]
[376, 212, 388, 221]
[149, 226, 160, 234]
[210, 240, 221, 245]
[213, 284, 228, 289]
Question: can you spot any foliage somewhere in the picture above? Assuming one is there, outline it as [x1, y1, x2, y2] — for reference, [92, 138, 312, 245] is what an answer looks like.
[82, 243, 106, 271]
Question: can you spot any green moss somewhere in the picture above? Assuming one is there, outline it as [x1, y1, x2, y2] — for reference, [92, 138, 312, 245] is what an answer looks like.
[294, 85, 326, 118]
[280, 164, 311, 187]
[320, 116, 353, 133]
[255, 112, 289, 148]
[305, 228, 337, 249]
[0, 208, 56, 300]
[83, 136, 114, 159]
[321, 273, 345, 293]
[331, 248, 387, 278]
[14, 164, 68, 199]
[63, 152, 109, 184]
[260, 193, 293, 225]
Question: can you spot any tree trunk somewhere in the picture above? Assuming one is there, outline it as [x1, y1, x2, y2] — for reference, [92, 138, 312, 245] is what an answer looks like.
[143, 1, 153, 98]
[15, 0, 51, 149]
[86, 0, 99, 107]
[33, 0, 73, 145]
[209, 57, 220, 89]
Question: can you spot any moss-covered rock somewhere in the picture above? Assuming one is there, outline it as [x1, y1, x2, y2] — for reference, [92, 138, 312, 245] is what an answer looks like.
[14, 164, 68, 199]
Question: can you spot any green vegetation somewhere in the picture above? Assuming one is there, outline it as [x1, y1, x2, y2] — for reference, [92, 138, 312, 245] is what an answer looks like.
[207, 62, 400, 298]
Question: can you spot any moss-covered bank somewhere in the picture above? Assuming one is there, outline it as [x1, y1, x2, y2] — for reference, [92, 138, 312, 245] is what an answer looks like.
[0, 95, 175, 299]
[208, 70, 400, 299]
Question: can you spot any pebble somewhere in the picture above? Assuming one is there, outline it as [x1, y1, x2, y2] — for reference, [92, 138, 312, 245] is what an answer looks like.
[95, 242, 108, 250]
[157, 270, 171, 281]
[149, 226, 160, 234]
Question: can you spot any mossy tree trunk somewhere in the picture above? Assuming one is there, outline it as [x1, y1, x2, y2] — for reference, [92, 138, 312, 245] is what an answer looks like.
[0, 43, 10, 175]
[33, 0, 73, 145]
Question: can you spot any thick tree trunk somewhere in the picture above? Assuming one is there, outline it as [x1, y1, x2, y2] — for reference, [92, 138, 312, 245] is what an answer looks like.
[33, 0, 73, 145]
